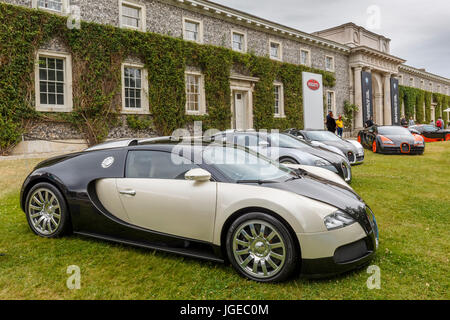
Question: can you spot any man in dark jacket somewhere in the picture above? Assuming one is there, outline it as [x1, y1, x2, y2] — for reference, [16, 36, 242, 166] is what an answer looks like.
[326, 111, 336, 133]
[365, 117, 374, 128]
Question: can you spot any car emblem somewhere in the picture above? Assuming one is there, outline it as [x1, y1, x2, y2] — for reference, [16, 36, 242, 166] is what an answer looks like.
[101, 157, 115, 169]
[307, 79, 320, 91]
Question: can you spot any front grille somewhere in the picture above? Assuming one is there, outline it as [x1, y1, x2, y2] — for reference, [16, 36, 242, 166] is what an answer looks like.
[347, 151, 355, 163]
[334, 239, 370, 264]
[356, 155, 364, 162]
[401, 143, 410, 153]
[341, 162, 351, 181]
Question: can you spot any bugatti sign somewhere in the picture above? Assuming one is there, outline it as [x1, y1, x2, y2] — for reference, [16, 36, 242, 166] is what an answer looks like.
[307, 79, 320, 91]
[302, 72, 324, 130]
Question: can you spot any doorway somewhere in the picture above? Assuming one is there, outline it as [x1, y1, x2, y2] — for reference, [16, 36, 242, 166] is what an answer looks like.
[233, 91, 249, 130]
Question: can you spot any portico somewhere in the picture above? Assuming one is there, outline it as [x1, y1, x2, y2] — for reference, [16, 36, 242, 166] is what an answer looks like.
[349, 46, 405, 129]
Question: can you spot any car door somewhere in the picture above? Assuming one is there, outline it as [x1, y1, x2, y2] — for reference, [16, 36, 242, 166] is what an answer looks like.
[115, 150, 217, 242]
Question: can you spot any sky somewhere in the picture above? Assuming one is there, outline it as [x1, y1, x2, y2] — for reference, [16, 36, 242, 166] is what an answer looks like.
[213, 0, 450, 78]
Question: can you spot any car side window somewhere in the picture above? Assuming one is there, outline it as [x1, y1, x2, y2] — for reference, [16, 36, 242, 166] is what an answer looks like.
[126, 151, 197, 180]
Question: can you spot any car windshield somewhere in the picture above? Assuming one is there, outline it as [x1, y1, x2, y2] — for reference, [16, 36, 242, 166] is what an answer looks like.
[203, 146, 295, 182]
[421, 125, 438, 132]
[269, 133, 308, 148]
[305, 131, 341, 141]
[378, 126, 411, 136]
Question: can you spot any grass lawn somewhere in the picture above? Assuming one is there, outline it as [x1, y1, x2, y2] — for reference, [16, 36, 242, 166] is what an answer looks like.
[0, 142, 449, 300]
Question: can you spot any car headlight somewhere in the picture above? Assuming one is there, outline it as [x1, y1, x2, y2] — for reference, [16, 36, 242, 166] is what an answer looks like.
[324, 210, 356, 231]
[314, 159, 330, 167]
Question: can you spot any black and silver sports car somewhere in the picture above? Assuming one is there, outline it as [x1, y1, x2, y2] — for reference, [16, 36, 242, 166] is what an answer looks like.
[285, 129, 365, 165]
[408, 125, 450, 143]
[20, 138, 378, 282]
[358, 125, 425, 155]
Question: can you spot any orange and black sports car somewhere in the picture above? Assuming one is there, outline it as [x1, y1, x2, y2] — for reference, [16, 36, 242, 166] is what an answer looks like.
[358, 125, 425, 155]
[409, 125, 450, 142]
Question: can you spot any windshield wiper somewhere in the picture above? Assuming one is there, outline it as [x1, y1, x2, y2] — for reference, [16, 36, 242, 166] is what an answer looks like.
[236, 180, 279, 185]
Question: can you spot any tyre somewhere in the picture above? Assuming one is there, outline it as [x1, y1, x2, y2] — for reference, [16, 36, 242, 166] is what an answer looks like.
[25, 182, 71, 238]
[279, 157, 299, 165]
[372, 140, 379, 153]
[225, 212, 299, 283]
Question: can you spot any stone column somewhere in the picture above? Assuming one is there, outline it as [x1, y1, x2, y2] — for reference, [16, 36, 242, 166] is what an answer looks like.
[354, 66, 363, 129]
[383, 73, 392, 125]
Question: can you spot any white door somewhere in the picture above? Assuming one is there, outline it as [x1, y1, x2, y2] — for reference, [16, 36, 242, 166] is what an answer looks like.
[115, 150, 217, 242]
[234, 92, 247, 130]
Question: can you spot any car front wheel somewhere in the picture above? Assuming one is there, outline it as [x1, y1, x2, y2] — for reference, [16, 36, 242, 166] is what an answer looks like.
[25, 183, 71, 238]
[226, 213, 299, 283]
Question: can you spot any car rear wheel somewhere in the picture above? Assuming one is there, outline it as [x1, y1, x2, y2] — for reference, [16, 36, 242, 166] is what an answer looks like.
[226, 213, 299, 283]
[25, 183, 71, 238]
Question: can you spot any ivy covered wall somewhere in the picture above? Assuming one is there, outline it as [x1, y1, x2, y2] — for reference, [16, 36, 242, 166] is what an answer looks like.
[0, 3, 336, 154]
[399, 85, 450, 126]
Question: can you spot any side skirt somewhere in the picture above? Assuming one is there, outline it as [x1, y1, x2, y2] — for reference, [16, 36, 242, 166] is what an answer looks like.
[74, 231, 224, 263]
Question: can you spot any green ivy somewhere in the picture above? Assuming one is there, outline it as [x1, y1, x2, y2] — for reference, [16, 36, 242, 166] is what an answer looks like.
[126, 115, 153, 131]
[343, 101, 358, 130]
[0, 3, 336, 154]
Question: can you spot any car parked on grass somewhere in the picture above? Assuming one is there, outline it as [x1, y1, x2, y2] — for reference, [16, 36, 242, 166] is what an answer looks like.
[408, 125, 450, 142]
[20, 139, 378, 282]
[212, 131, 352, 183]
[285, 129, 365, 165]
[358, 125, 425, 155]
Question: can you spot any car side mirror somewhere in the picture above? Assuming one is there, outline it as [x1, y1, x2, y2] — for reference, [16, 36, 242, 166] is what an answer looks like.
[410, 129, 420, 135]
[185, 168, 212, 182]
[297, 135, 305, 140]
[259, 141, 269, 148]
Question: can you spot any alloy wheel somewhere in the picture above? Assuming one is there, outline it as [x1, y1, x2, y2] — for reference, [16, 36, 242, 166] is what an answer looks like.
[28, 188, 62, 236]
[232, 220, 286, 279]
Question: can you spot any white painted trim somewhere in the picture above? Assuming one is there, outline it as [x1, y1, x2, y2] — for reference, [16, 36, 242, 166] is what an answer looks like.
[185, 71, 207, 115]
[326, 90, 336, 115]
[325, 55, 335, 72]
[273, 81, 285, 118]
[269, 40, 282, 61]
[182, 17, 204, 44]
[119, 0, 147, 32]
[32, 0, 69, 15]
[34, 50, 73, 113]
[121, 62, 150, 114]
[231, 29, 247, 53]
[300, 48, 311, 67]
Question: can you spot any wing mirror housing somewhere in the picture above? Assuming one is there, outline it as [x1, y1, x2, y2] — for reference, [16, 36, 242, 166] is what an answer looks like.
[259, 141, 270, 148]
[410, 129, 420, 135]
[185, 168, 212, 182]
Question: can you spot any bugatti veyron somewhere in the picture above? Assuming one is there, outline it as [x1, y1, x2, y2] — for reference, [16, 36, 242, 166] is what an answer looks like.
[20, 138, 378, 282]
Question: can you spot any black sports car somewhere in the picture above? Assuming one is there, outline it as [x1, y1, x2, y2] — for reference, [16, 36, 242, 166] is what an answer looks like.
[358, 125, 425, 155]
[408, 125, 450, 142]
[20, 138, 378, 282]
[286, 129, 365, 165]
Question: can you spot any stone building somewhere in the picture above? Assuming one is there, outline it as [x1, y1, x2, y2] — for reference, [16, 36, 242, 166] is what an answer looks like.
[1, 0, 449, 154]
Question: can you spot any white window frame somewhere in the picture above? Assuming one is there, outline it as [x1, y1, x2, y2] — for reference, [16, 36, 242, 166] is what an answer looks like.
[185, 71, 207, 115]
[34, 50, 73, 112]
[399, 75, 403, 85]
[121, 62, 149, 114]
[300, 48, 311, 67]
[231, 30, 247, 53]
[32, 0, 69, 15]
[273, 82, 285, 118]
[119, 0, 146, 32]
[420, 80, 424, 89]
[429, 82, 433, 91]
[409, 77, 414, 87]
[326, 90, 336, 115]
[325, 55, 335, 72]
[183, 17, 203, 44]
[269, 40, 282, 61]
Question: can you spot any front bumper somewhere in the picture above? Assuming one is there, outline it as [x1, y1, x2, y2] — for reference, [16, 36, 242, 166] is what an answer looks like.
[297, 213, 378, 278]
[379, 144, 425, 155]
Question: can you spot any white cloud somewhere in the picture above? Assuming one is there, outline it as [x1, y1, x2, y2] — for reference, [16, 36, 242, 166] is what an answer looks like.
[212, 0, 450, 77]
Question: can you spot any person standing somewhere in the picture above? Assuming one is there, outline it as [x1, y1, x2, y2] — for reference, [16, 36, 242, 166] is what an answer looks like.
[365, 117, 374, 128]
[336, 115, 344, 138]
[436, 117, 443, 130]
[409, 117, 415, 126]
[401, 117, 408, 127]
[326, 111, 337, 133]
